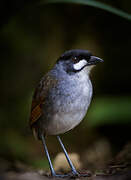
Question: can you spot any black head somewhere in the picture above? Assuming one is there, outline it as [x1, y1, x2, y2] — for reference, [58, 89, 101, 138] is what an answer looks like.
[57, 49, 103, 74]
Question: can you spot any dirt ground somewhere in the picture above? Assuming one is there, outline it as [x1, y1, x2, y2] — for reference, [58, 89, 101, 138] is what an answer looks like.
[1, 142, 131, 180]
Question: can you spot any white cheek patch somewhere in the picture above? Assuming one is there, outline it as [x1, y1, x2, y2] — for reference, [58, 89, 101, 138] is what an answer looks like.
[73, 59, 87, 70]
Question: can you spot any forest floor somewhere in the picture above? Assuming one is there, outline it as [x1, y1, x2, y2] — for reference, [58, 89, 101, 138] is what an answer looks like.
[0, 143, 131, 180]
[1, 165, 131, 180]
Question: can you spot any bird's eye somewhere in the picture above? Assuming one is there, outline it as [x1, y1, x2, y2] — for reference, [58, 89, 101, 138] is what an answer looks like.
[72, 57, 77, 62]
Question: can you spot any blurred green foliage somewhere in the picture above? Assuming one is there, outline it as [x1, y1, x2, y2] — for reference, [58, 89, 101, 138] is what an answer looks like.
[43, 0, 131, 20]
[32, 159, 49, 169]
[88, 96, 131, 126]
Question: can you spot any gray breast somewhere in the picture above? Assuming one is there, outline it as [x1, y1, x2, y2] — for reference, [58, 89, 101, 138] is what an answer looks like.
[41, 69, 93, 135]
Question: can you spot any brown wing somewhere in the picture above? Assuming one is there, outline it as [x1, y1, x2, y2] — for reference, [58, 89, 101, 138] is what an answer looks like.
[29, 73, 58, 127]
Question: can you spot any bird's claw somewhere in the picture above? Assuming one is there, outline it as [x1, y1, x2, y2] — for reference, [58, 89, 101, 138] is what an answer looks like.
[50, 171, 91, 178]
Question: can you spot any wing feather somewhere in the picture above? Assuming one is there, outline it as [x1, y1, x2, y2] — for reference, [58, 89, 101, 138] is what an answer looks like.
[29, 73, 58, 127]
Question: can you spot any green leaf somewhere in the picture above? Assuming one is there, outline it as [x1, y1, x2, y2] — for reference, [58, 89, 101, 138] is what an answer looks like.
[41, 0, 131, 21]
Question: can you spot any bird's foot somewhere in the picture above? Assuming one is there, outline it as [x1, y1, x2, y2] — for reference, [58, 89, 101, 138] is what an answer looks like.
[71, 170, 92, 178]
[49, 170, 91, 178]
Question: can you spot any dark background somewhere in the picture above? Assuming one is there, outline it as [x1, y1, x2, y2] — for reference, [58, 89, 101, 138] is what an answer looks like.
[0, 0, 131, 170]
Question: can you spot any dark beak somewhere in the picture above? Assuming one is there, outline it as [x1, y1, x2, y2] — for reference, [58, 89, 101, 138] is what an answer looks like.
[88, 56, 104, 65]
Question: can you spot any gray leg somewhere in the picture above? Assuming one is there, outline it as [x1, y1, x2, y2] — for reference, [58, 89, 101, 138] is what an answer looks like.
[41, 134, 56, 176]
[41, 134, 68, 177]
[57, 136, 79, 176]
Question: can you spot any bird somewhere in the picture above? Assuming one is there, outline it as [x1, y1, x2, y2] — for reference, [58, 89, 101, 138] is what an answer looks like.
[29, 49, 103, 177]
